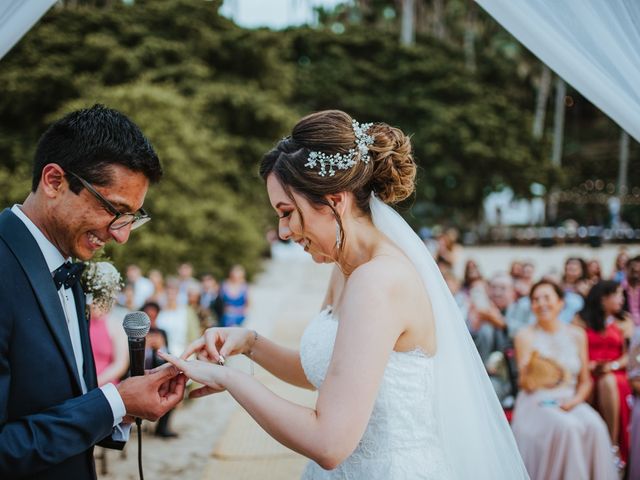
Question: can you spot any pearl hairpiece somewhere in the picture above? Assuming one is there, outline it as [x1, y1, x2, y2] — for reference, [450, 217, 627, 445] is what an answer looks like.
[304, 119, 374, 177]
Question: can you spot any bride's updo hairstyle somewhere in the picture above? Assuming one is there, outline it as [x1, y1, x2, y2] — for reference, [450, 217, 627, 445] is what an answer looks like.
[260, 110, 416, 249]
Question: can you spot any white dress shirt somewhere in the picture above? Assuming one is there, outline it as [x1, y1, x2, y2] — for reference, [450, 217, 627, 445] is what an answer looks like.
[11, 205, 130, 437]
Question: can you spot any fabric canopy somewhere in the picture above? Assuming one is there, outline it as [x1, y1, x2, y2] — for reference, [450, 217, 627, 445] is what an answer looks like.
[476, 0, 640, 143]
[0, 0, 57, 61]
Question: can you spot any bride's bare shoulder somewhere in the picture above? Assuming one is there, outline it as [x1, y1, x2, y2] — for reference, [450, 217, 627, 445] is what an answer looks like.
[349, 254, 418, 292]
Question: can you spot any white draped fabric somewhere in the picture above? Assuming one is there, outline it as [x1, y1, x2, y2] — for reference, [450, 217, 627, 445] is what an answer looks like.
[0, 0, 57, 61]
[476, 0, 640, 143]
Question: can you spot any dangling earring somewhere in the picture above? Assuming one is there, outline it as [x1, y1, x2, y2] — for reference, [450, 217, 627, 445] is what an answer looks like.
[335, 220, 342, 250]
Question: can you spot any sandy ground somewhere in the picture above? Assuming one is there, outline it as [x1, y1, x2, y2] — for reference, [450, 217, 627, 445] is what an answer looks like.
[97, 242, 637, 479]
[98, 254, 331, 480]
[96, 378, 238, 480]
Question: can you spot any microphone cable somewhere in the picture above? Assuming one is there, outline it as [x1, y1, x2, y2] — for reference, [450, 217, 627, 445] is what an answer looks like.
[136, 417, 144, 480]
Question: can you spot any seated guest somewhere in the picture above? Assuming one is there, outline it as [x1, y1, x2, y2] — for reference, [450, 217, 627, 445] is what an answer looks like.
[627, 329, 640, 480]
[612, 249, 629, 284]
[470, 273, 517, 402]
[513, 261, 535, 300]
[511, 280, 616, 480]
[560, 257, 588, 321]
[470, 273, 514, 361]
[510, 260, 524, 282]
[563, 257, 591, 298]
[435, 228, 461, 272]
[459, 260, 488, 330]
[623, 256, 640, 327]
[574, 280, 633, 466]
[587, 259, 603, 286]
[506, 271, 578, 338]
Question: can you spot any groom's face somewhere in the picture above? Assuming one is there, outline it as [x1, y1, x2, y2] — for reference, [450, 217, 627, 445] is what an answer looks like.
[44, 163, 149, 260]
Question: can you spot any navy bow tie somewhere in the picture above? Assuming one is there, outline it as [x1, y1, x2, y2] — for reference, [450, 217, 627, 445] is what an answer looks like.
[53, 261, 85, 290]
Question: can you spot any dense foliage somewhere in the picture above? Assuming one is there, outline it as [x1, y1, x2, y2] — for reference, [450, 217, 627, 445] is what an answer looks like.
[0, 0, 636, 274]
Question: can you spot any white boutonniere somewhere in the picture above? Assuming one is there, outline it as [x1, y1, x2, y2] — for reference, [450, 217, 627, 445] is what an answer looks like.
[82, 261, 123, 311]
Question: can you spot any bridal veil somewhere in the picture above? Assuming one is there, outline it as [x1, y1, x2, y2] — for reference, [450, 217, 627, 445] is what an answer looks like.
[370, 194, 529, 479]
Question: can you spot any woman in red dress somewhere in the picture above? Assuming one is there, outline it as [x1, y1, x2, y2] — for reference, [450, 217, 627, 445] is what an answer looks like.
[575, 280, 633, 467]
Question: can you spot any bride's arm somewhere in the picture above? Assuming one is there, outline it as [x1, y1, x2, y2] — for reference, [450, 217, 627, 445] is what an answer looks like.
[185, 266, 345, 390]
[165, 262, 403, 470]
[244, 334, 313, 389]
[181, 326, 314, 389]
[249, 264, 346, 389]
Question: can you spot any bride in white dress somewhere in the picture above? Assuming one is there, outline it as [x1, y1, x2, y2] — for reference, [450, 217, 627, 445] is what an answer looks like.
[160, 110, 529, 479]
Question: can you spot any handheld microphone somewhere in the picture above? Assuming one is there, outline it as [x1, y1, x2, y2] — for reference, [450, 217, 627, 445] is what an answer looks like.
[123, 311, 151, 378]
[123, 311, 151, 480]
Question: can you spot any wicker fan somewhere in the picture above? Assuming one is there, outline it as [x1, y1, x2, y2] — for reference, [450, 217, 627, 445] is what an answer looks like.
[520, 350, 565, 392]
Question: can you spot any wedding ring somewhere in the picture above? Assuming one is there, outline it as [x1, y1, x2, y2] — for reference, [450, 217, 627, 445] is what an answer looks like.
[218, 354, 225, 366]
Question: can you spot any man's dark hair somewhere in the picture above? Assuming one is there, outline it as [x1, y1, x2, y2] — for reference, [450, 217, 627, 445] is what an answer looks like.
[32, 104, 162, 192]
[141, 301, 161, 314]
[628, 255, 640, 268]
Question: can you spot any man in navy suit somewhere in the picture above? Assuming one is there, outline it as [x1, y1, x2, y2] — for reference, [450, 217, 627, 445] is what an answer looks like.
[0, 105, 186, 479]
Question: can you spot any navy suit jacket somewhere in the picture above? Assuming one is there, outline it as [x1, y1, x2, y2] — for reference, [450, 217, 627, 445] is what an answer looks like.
[0, 209, 123, 479]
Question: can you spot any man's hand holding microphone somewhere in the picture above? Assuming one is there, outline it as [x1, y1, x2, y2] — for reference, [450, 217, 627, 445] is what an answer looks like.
[116, 311, 186, 422]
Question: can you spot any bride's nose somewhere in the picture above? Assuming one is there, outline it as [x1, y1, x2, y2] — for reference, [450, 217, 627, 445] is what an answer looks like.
[279, 224, 292, 241]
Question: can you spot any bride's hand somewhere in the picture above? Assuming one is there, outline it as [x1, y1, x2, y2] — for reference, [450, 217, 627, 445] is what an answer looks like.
[157, 351, 227, 398]
[180, 327, 256, 363]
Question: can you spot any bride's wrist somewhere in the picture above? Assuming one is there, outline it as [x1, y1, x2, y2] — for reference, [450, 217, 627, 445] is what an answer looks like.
[244, 329, 259, 357]
[215, 364, 233, 389]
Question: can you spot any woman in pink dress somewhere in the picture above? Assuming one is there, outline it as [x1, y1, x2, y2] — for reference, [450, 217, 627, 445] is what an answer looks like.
[89, 303, 129, 386]
[512, 280, 616, 480]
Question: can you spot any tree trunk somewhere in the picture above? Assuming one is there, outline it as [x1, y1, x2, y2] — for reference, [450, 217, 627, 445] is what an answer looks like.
[618, 129, 630, 197]
[463, 1, 477, 72]
[432, 0, 447, 41]
[400, 0, 415, 46]
[532, 64, 552, 139]
[548, 76, 566, 223]
[551, 77, 566, 168]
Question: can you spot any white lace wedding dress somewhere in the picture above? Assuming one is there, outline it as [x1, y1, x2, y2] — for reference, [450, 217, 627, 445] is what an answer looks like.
[292, 196, 528, 479]
[299, 307, 452, 479]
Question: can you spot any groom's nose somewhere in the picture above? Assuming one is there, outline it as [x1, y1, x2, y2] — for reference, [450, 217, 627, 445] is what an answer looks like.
[110, 223, 132, 244]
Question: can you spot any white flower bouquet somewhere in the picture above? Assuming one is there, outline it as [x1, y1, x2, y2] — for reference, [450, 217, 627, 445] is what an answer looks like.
[82, 261, 123, 311]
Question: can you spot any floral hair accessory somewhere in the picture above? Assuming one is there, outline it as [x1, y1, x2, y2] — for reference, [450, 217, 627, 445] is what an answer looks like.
[304, 119, 374, 177]
[82, 261, 123, 311]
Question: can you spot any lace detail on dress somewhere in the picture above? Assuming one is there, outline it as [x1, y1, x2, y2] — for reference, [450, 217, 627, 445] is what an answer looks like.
[532, 325, 581, 390]
[299, 307, 452, 480]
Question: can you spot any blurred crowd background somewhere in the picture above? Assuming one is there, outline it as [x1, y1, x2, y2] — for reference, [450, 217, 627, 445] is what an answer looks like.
[432, 235, 640, 476]
[2, 1, 639, 478]
[90, 260, 250, 438]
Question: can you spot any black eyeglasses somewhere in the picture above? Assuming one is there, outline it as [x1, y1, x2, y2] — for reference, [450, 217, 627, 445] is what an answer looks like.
[66, 170, 150, 231]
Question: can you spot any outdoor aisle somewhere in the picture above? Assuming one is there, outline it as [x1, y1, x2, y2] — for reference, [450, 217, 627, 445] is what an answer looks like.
[99, 249, 331, 480]
[201, 247, 332, 480]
